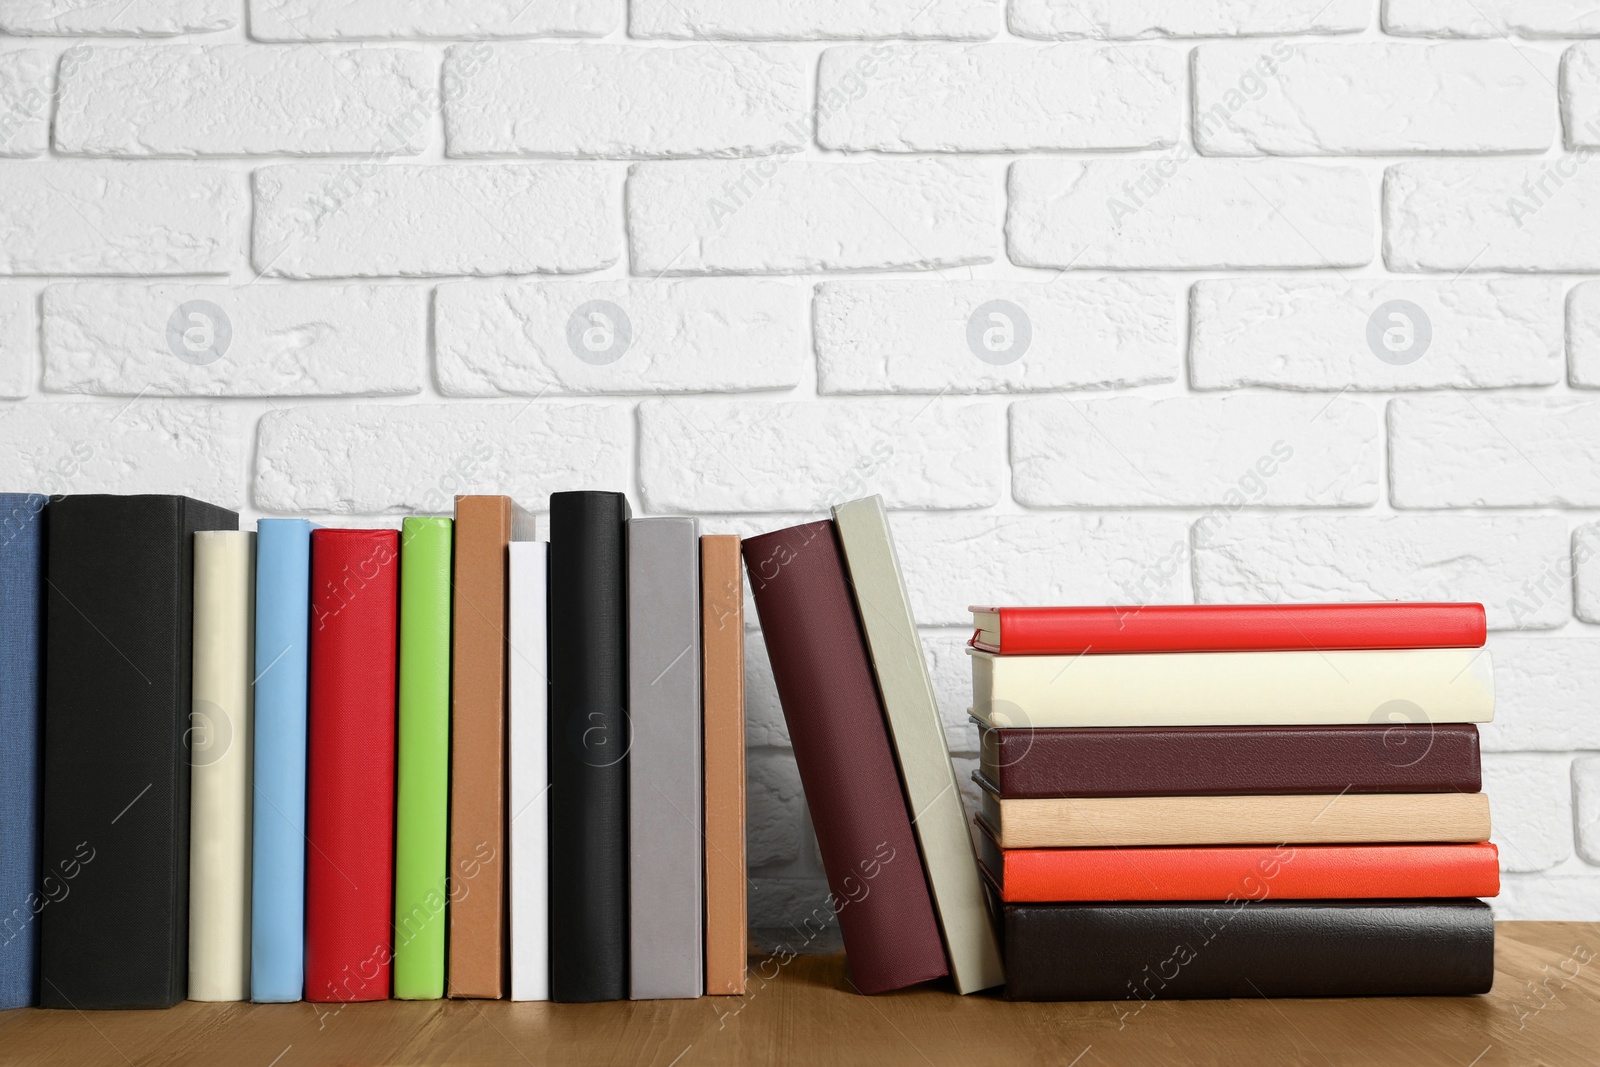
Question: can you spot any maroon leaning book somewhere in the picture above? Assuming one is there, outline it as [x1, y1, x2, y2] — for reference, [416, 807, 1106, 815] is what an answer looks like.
[743, 520, 948, 995]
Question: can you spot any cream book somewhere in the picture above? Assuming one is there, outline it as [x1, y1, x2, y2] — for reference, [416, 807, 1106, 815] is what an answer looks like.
[979, 789, 1492, 849]
[834, 497, 1004, 995]
[968, 647, 1493, 728]
[189, 531, 255, 1002]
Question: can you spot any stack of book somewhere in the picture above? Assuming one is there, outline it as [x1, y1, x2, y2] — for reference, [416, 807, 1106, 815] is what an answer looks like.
[967, 603, 1500, 1002]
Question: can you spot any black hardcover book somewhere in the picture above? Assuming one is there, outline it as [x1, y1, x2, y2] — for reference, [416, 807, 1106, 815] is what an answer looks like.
[548, 491, 629, 1003]
[39, 495, 237, 1009]
[1003, 899, 1494, 1002]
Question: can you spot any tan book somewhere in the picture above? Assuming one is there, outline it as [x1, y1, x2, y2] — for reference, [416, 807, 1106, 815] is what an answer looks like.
[979, 787, 1491, 849]
[449, 496, 535, 999]
[701, 535, 747, 995]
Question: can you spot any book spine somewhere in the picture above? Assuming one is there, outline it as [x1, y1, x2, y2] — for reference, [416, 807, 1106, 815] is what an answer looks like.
[189, 531, 255, 1002]
[742, 520, 948, 995]
[549, 491, 630, 1003]
[0, 494, 45, 1009]
[394, 518, 452, 1000]
[508, 541, 550, 1002]
[627, 518, 702, 1000]
[251, 518, 312, 1003]
[305, 529, 398, 1004]
[700, 535, 746, 997]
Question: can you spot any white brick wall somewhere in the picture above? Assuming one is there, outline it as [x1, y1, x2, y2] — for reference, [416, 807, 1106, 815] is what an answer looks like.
[0, 8, 1595, 931]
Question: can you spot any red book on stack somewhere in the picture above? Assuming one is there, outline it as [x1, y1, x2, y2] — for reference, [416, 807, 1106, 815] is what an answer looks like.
[305, 529, 399, 1004]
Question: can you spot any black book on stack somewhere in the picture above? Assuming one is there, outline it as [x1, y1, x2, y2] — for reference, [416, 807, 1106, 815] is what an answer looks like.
[547, 490, 630, 1003]
[39, 495, 237, 1009]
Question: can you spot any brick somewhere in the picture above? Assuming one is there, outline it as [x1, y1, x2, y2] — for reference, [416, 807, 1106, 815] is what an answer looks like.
[0, 285, 32, 398]
[434, 279, 804, 397]
[815, 279, 1179, 394]
[0, 163, 243, 275]
[630, 0, 998, 40]
[1565, 44, 1600, 149]
[1385, 161, 1600, 272]
[1190, 279, 1564, 391]
[1574, 522, 1600, 622]
[1576, 758, 1600, 865]
[1494, 873, 1600, 920]
[923, 629, 986, 754]
[1193, 515, 1572, 630]
[445, 44, 806, 159]
[0, 0, 232, 34]
[1010, 0, 1369, 39]
[254, 403, 631, 513]
[743, 626, 789, 748]
[1482, 755, 1573, 873]
[1007, 159, 1373, 270]
[42, 283, 425, 397]
[1384, 0, 1600, 37]
[891, 512, 1193, 626]
[747, 751, 804, 868]
[817, 44, 1181, 152]
[1195, 42, 1556, 155]
[55, 46, 432, 157]
[1571, 283, 1600, 386]
[252, 164, 617, 278]
[638, 399, 1002, 512]
[0, 50, 49, 157]
[0, 402, 241, 505]
[1487, 638, 1600, 753]
[748, 878, 839, 950]
[627, 159, 995, 275]
[248, 0, 616, 40]
[1390, 397, 1600, 507]
[1011, 396, 1379, 507]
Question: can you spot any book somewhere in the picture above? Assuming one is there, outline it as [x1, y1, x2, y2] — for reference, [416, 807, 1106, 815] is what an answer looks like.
[976, 722, 1482, 798]
[0, 494, 46, 1010]
[833, 496, 1003, 995]
[968, 647, 1494, 728]
[700, 534, 746, 997]
[970, 602, 1487, 655]
[449, 496, 534, 999]
[251, 518, 313, 1003]
[40, 494, 237, 1009]
[1002, 899, 1495, 1000]
[743, 520, 948, 995]
[549, 491, 631, 1003]
[508, 541, 549, 1003]
[189, 531, 255, 1002]
[627, 517, 703, 1000]
[394, 517, 451, 1000]
[305, 529, 398, 1004]
[978, 788, 1492, 849]
[978, 836, 1501, 903]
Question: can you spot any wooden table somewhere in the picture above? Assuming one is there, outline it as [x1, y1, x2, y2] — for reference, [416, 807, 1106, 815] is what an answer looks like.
[3, 923, 1596, 1066]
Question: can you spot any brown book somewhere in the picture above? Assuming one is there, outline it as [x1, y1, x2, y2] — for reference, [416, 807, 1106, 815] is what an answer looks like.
[449, 495, 535, 998]
[701, 535, 747, 995]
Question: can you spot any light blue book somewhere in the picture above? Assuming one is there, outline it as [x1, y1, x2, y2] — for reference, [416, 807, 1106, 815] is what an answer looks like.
[251, 519, 313, 1002]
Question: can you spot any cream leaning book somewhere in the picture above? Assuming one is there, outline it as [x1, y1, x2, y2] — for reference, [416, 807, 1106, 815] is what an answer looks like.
[509, 541, 550, 1002]
[969, 647, 1494, 728]
[189, 530, 255, 1001]
[833, 496, 1004, 995]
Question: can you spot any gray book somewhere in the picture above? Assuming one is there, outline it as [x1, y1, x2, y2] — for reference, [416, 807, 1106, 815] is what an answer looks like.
[833, 496, 1006, 994]
[627, 517, 704, 999]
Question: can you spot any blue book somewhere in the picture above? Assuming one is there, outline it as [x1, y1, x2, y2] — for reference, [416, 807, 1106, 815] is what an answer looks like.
[0, 495, 45, 1009]
[251, 519, 313, 1002]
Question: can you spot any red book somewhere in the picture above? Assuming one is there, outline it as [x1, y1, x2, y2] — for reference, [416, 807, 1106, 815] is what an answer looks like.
[977, 833, 1500, 903]
[970, 603, 1486, 655]
[305, 529, 399, 1003]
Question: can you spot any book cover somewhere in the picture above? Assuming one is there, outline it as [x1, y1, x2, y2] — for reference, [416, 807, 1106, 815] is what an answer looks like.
[189, 530, 255, 1002]
[628, 517, 702, 1001]
[305, 528, 398, 1004]
[394, 517, 451, 1000]
[742, 520, 948, 995]
[700, 534, 746, 997]
[40, 494, 237, 1009]
[549, 491, 630, 1003]
[508, 540, 549, 1002]
[834, 496, 1003, 994]
[251, 518, 312, 1003]
[0, 494, 45, 1009]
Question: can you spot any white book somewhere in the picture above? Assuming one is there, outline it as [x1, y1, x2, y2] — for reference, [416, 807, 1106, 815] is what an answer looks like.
[508, 541, 550, 1002]
[189, 530, 254, 1002]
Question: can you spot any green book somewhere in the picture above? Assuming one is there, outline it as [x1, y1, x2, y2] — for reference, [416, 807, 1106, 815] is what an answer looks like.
[393, 517, 452, 999]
